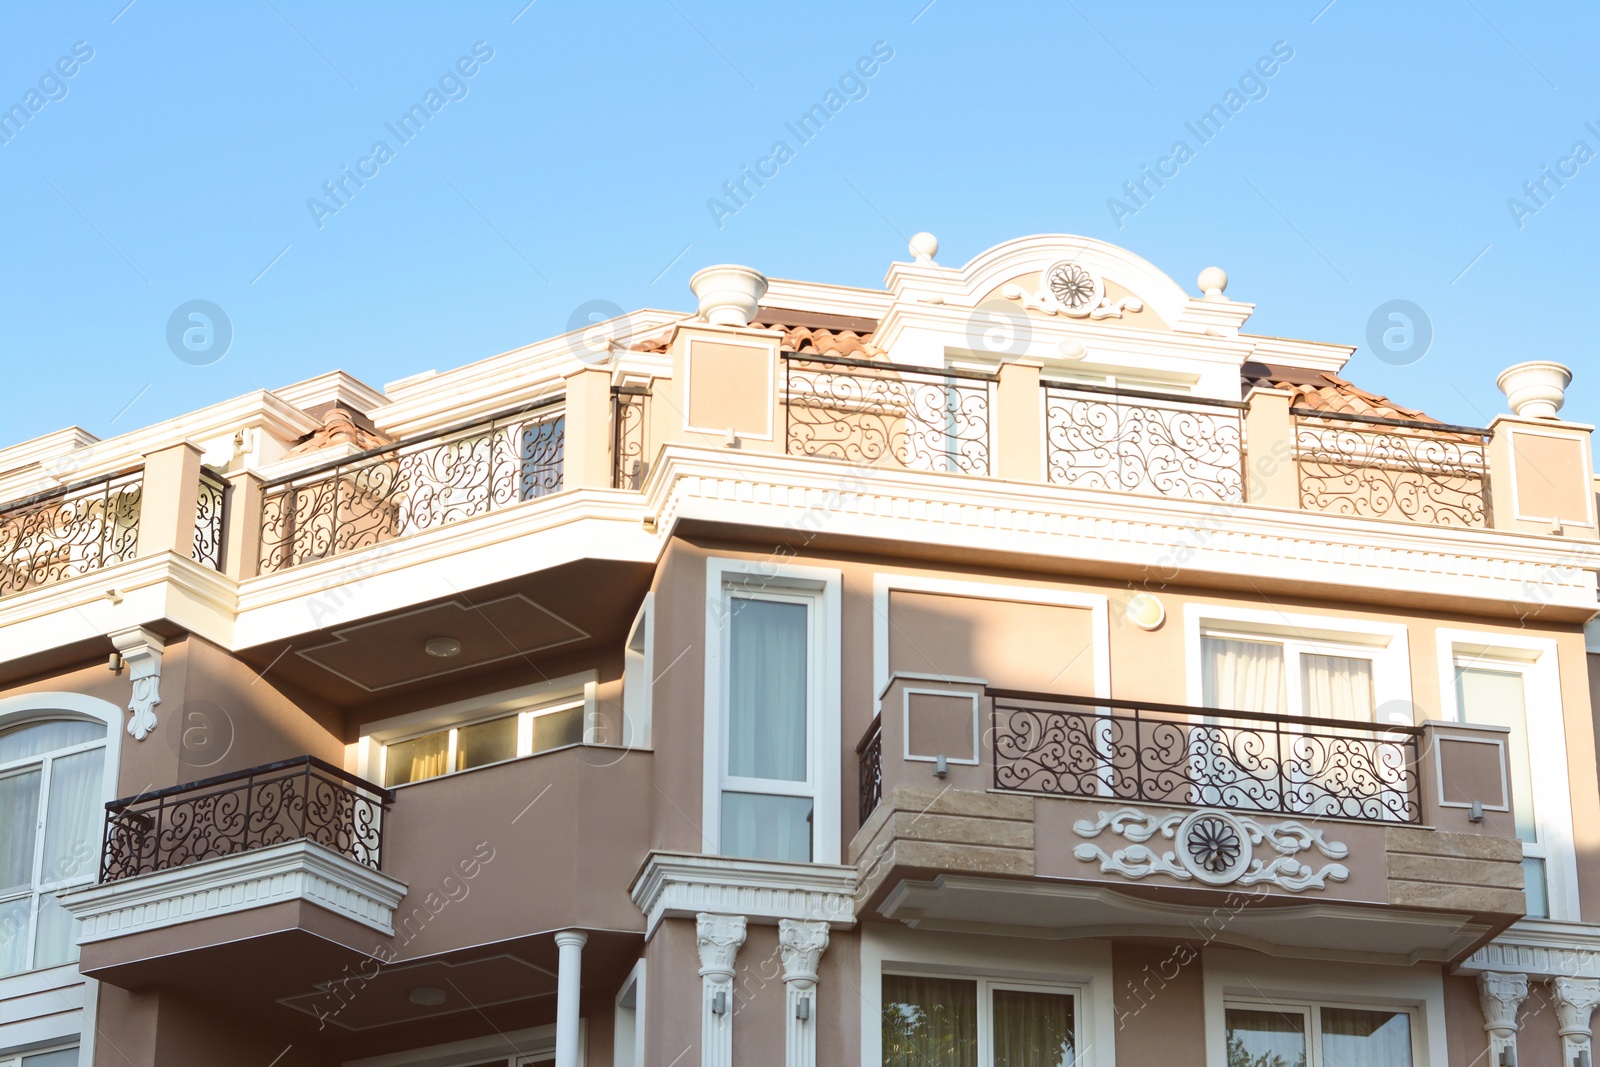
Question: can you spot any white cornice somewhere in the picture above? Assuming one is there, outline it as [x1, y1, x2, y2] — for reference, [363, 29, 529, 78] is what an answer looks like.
[0, 426, 100, 483]
[643, 446, 1600, 615]
[28, 392, 319, 488]
[1245, 334, 1357, 373]
[1455, 920, 1600, 978]
[60, 840, 409, 940]
[272, 371, 390, 415]
[760, 277, 892, 321]
[630, 851, 856, 937]
[374, 309, 684, 438]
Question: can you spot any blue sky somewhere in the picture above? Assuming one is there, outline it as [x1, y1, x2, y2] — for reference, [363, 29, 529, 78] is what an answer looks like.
[2, 1, 1596, 449]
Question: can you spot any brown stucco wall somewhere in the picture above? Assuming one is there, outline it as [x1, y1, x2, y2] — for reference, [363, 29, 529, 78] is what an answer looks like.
[1112, 941, 1206, 1067]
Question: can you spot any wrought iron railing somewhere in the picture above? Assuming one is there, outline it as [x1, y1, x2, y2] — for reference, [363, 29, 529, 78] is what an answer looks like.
[0, 469, 143, 597]
[100, 755, 394, 881]
[858, 717, 883, 825]
[783, 353, 994, 475]
[612, 384, 650, 490]
[192, 469, 226, 570]
[1042, 382, 1246, 502]
[990, 691, 1421, 823]
[1294, 408, 1490, 528]
[258, 399, 565, 574]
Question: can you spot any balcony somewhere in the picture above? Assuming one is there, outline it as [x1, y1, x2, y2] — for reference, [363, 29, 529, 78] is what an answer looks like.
[853, 675, 1525, 966]
[257, 399, 565, 574]
[61, 745, 650, 1040]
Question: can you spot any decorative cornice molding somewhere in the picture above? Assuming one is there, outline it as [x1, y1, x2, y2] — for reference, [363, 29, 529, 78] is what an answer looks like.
[1458, 922, 1600, 979]
[644, 446, 1598, 615]
[630, 852, 855, 937]
[60, 840, 408, 940]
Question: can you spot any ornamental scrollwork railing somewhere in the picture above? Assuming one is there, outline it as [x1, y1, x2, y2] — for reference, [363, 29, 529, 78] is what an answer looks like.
[258, 399, 565, 574]
[784, 353, 994, 476]
[612, 384, 650, 490]
[990, 690, 1421, 823]
[1042, 381, 1246, 502]
[1293, 408, 1490, 528]
[100, 755, 394, 881]
[0, 469, 143, 598]
[858, 717, 883, 825]
[191, 469, 226, 570]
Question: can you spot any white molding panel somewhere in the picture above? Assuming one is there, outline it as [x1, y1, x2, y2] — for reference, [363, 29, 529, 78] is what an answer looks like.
[61, 841, 408, 941]
[630, 852, 855, 937]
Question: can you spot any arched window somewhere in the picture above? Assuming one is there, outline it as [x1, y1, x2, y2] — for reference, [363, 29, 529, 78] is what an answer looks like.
[0, 709, 111, 977]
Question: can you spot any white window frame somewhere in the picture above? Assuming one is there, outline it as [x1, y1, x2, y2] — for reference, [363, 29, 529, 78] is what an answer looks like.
[1203, 948, 1443, 1067]
[620, 594, 654, 751]
[1184, 606, 1412, 720]
[703, 557, 841, 865]
[1435, 628, 1578, 921]
[613, 958, 645, 1067]
[355, 672, 597, 788]
[861, 924, 1115, 1067]
[0, 693, 123, 1066]
[342, 1022, 569, 1067]
[881, 970, 1083, 1067]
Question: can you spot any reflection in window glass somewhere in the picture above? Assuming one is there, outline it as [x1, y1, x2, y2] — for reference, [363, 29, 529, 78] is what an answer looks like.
[882, 975, 978, 1067]
[1226, 1008, 1307, 1067]
[1320, 1008, 1411, 1067]
[457, 715, 519, 771]
[386, 729, 450, 786]
[532, 707, 584, 753]
[994, 988, 1075, 1067]
[22, 1049, 81, 1067]
[720, 792, 811, 862]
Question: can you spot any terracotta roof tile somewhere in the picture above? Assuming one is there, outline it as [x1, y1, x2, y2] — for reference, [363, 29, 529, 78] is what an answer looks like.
[286, 403, 391, 457]
[1243, 364, 1434, 423]
[627, 321, 883, 359]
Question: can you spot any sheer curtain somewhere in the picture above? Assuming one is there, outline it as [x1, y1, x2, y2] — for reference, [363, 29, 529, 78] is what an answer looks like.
[1456, 666, 1546, 916]
[1301, 655, 1374, 720]
[1203, 638, 1286, 713]
[1226, 1008, 1306, 1067]
[1320, 1008, 1411, 1067]
[993, 988, 1075, 1067]
[882, 975, 977, 1067]
[722, 597, 811, 861]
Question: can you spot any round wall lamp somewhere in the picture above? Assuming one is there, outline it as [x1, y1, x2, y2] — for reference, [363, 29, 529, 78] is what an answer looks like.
[424, 636, 462, 658]
[408, 986, 446, 1007]
[1123, 592, 1166, 631]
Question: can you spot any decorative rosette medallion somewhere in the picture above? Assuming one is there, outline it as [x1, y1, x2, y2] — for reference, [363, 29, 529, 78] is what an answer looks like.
[1000, 260, 1143, 320]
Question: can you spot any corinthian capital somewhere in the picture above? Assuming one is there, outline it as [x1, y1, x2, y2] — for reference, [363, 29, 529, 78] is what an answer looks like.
[695, 913, 747, 980]
[778, 919, 830, 986]
[1479, 971, 1530, 1033]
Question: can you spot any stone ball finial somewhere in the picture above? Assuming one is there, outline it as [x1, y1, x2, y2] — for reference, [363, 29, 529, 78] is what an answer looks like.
[1198, 266, 1228, 300]
[909, 232, 939, 265]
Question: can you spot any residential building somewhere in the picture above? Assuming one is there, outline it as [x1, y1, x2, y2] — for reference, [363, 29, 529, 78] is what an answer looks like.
[0, 232, 1595, 1066]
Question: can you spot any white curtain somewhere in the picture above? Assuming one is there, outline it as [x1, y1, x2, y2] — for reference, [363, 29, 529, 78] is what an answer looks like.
[1320, 1008, 1411, 1067]
[726, 598, 808, 780]
[1301, 654, 1374, 720]
[1226, 1008, 1306, 1067]
[1456, 666, 1546, 916]
[0, 770, 40, 894]
[1203, 637, 1286, 714]
[993, 988, 1075, 1067]
[882, 975, 978, 1067]
[43, 747, 103, 884]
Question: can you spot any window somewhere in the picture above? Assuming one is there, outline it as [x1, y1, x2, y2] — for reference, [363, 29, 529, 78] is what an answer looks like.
[340, 1024, 563, 1067]
[882, 973, 1076, 1067]
[381, 702, 584, 787]
[1454, 660, 1547, 917]
[1225, 1002, 1412, 1067]
[619, 596, 653, 750]
[0, 718, 107, 977]
[613, 960, 645, 1067]
[1202, 634, 1376, 720]
[719, 592, 816, 862]
[0, 1048, 79, 1067]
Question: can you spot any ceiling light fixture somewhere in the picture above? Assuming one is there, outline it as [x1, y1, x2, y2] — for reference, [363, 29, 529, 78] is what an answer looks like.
[424, 636, 462, 658]
[408, 986, 446, 1006]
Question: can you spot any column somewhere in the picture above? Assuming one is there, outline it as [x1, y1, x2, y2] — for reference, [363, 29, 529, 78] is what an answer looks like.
[134, 441, 205, 558]
[1553, 977, 1600, 1067]
[696, 913, 747, 1067]
[1479, 971, 1529, 1066]
[779, 919, 830, 1067]
[563, 365, 615, 490]
[995, 360, 1042, 482]
[554, 930, 587, 1067]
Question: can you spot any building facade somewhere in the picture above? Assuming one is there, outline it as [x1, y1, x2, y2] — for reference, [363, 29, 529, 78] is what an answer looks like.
[0, 233, 1596, 1066]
